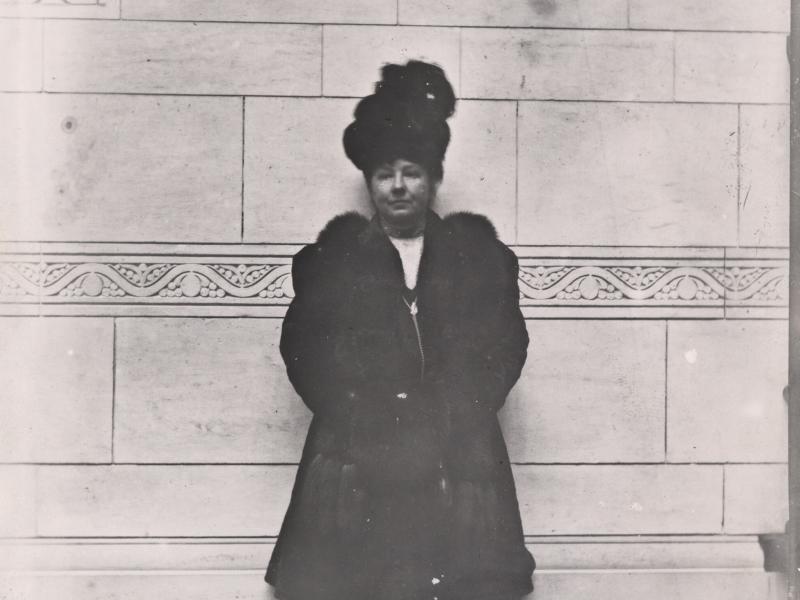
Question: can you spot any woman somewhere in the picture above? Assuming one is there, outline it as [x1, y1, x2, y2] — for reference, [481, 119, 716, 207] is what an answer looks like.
[265, 60, 535, 600]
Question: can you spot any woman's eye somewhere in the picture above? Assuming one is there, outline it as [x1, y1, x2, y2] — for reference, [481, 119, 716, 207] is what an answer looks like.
[404, 170, 422, 179]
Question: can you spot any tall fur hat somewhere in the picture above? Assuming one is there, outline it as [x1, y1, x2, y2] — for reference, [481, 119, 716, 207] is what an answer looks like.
[343, 60, 456, 179]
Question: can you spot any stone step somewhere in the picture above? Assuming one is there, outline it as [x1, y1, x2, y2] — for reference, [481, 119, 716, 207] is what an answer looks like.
[0, 536, 783, 600]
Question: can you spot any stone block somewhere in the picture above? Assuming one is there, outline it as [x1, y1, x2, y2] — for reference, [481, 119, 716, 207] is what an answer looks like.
[515, 465, 722, 534]
[0, 318, 113, 462]
[399, 0, 627, 27]
[517, 102, 738, 246]
[0, 466, 36, 537]
[36, 465, 295, 536]
[432, 100, 516, 243]
[0, 540, 271, 570]
[0, 0, 119, 18]
[0, 94, 242, 242]
[534, 571, 776, 600]
[532, 538, 763, 570]
[676, 33, 789, 103]
[322, 26, 460, 97]
[740, 105, 790, 247]
[503, 321, 666, 463]
[461, 29, 672, 101]
[44, 20, 320, 95]
[667, 321, 788, 462]
[244, 97, 369, 242]
[123, 0, 395, 23]
[724, 464, 788, 534]
[34, 464, 722, 537]
[630, 0, 789, 32]
[0, 574, 267, 600]
[0, 20, 41, 92]
[114, 318, 310, 463]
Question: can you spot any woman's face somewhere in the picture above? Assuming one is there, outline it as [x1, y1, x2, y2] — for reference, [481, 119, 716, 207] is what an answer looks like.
[368, 159, 438, 231]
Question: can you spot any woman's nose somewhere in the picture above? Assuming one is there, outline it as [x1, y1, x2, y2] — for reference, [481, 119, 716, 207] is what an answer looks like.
[391, 170, 405, 192]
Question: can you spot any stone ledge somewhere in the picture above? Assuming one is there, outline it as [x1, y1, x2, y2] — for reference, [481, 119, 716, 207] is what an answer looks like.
[1, 537, 784, 599]
[0, 536, 767, 571]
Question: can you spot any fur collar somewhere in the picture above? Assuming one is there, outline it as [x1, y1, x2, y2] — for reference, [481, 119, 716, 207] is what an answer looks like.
[443, 211, 497, 239]
[315, 210, 498, 246]
[316, 211, 370, 244]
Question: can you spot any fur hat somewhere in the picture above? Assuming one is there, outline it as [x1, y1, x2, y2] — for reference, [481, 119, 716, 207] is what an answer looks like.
[343, 60, 456, 180]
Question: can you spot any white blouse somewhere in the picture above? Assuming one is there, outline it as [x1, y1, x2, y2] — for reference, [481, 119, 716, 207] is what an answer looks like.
[388, 234, 424, 290]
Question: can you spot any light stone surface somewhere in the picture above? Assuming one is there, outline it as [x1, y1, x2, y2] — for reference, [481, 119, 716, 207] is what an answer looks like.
[0, 571, 781, 600]
[503, 321, 666, 463]
[0, 0, 119, 18]
[0, 574, 268, 600]
[44, 20, 321, 95]
[123, 0, 396, 23]
[461, 29, 673, 101]
[398, 0, 627, 27]
[244, 98, 516, 242]
[36, 465, 296, 536]
[630, 0, 790, 32]
[0, 94, 242, 242]
[322, 26, 460, 97]
[428, 100, 517, 243]
[114, 318, 310, 463]
[667, 321, 788, 462]
[534, 571, 777, 600]
[676, 32, 789, 103]
[0, 466, 36, 537]
[514, 465, 722, 535]
[740, 105, 790, 247]
[0, 20, 41, 92]
[0, 318, 113, 463]
[0, 537, 764, 570]
[531, 539, 763, 570]
[724, 464, 788, 534]
[244, 97, 370, 243]
[517, 102, 738, 246]
[34, 464, 721, 537]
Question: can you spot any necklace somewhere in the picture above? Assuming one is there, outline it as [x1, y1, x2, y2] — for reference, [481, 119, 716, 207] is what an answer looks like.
[402, 295, 425, 381]
[402, 296, 418, 316]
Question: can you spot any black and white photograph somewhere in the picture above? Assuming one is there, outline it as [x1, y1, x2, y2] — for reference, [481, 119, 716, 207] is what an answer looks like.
[0, 1, 795, 599]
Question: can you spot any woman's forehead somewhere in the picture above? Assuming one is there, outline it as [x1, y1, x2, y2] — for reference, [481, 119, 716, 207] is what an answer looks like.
[374, 158, 426, 170]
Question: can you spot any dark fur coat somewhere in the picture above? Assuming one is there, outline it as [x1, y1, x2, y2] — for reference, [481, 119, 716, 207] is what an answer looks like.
[265, 210, 535, 600]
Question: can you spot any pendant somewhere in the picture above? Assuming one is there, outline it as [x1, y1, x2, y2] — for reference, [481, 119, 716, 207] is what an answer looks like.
[408, 300, 418, 316]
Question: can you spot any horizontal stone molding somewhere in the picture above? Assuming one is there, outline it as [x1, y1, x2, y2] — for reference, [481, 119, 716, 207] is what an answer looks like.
[0, 570, 783, 600]
[0, 245, 787, 318]
[0, 535, 766, 571]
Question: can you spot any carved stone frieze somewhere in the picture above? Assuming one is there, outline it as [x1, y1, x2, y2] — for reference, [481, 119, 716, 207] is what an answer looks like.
[0, 261, 293, 302]
[518, 265, 727, 303]
[0, 246, 787, 317]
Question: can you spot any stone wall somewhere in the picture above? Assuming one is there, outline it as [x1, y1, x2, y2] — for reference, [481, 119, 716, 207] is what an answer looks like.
[0, 1, 790, 598]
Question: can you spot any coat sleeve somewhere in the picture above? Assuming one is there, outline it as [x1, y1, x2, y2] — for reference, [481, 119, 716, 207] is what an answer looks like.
[279, 244, 357, 422]
[280, 244, 432, 425]
[429, 242, 529, 427]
